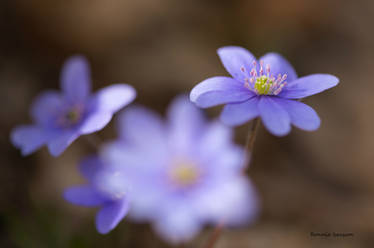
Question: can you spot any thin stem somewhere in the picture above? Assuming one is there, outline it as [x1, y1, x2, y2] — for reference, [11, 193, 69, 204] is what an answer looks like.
[202, 119, 260, 248]
[243, 118, 260, 169]
[203, 222, 224, 248]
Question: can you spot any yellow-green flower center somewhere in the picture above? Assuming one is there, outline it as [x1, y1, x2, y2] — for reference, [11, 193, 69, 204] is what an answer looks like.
[169, 162, 199, 187]
[254, 75, 274, 95]
[240, 60, 288, 95]
[65, 109, 81, 124]
[57, 105, 84, 128]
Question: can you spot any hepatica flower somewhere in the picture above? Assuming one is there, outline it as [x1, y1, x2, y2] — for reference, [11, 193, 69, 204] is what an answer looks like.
[11, 56, 136, 156]
[102, 96, 258, 243]
[190, 46, 339, 136]
[64, 156, 130, 234]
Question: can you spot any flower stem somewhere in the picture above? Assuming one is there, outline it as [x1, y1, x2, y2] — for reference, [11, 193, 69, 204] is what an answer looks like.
[202, 119, 260, 248]
[203, 222, 224, 248]
[243, 118, 260, 169]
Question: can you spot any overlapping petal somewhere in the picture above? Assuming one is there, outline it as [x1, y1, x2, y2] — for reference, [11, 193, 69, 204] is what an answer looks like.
[190, 76, 254, 108]
[96, 199, 130, 234]
[47, 131, 78, 156]
[79, 111, 112, 134]
[258, 96, 291, 136]
[279, 74, 339, 99]
[64, 186, 106, 206]
[217, 46, 256, 82]
[220, 96, 259, 126]
[273, 98, 320, 131]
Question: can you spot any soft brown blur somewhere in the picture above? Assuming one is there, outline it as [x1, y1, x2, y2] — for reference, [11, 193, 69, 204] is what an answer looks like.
[1, 0, 373, 247]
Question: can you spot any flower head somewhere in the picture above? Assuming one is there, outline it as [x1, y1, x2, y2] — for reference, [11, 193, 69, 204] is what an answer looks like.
[101, 95, 258, 244]
[64, 156, 130, 234]
[10, 56, 136, 156]
[190, 46, 339, 136]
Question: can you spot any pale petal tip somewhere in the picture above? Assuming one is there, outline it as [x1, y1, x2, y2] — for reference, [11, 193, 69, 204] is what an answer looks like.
[217, 45, 245, 55]
[330, 75, 340, 86]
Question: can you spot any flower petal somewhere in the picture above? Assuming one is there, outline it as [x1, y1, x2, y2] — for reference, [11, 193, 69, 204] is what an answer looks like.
[101, 142, 167, 176]
[217, 46, 256, 82]
[197, 177, 259, 226]
[64, 186, 106, 206]
[79, 156, 104, 181]
[30, 91, 63, 126]
[153, 208, 201, 244]
[211, 145, 246, 174]
[117, 106, 167, 152]
[197, 120, 249, 172]
[10, 125, 52, 156]
[198, 121, 233, 155]
[60, 56, 91, 102]
[220, 96, 259, 126]
[259, 53, 298, 82]
[279, 74, 339, 99]
[96, 199, 130, 234]
[273, 98, 321, 131]
[93, 84, 136, 113]
[167, 95, 205, 153]
[190, 76, 254, 108]
[258, 96, 291, 136]
[47, 131, 78, 156]
[79, 112, 112, 134]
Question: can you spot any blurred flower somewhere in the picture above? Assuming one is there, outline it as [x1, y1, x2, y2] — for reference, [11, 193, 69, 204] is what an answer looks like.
[190, 46, 339, 136]
[101, 95, 258, 244]
[64, 156, 130, 234]
[10, 56, 136, 156]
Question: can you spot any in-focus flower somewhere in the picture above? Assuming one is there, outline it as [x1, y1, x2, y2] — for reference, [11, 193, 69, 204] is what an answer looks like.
[64, 156, 130, 234]
[10, 56, 136, 156]
[190, 46, 339, 136]
[101, 95, 258, 244]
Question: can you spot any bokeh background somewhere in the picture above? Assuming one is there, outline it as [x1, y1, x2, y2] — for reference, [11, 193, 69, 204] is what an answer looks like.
[1, 0, 373, 247]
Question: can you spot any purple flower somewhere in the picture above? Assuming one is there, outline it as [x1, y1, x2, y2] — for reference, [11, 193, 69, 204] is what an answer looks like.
[101, 95, 258, 244]
[64, 156, 130, 234]
[10, 56, 136, 156]
[190, 46, 339, 136]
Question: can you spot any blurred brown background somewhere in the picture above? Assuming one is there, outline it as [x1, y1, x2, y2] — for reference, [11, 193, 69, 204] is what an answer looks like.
[1, 0, 373, 247]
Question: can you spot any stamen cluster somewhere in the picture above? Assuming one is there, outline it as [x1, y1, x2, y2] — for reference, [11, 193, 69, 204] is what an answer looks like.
[169, 162, 200, 188]
[241, 60, 288, 95]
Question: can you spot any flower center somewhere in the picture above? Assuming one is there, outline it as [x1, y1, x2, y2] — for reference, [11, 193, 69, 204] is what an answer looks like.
[57, 105, 84, 128]
[240, 60, 287, 95]
[169, 161, 199, 188]
[65, 109, 81, 123]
